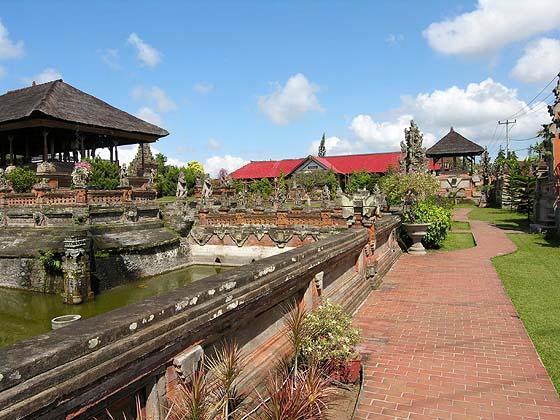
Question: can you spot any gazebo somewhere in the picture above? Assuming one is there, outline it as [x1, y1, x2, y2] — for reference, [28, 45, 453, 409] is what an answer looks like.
[0, 79, 168, 186]
[426, 127, 484, 174]
[426, 127, 484, 199]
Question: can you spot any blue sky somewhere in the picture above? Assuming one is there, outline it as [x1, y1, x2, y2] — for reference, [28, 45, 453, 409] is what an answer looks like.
[1, 1, 559, 174]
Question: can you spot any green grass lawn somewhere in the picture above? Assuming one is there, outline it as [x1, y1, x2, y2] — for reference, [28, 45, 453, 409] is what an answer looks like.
[451, 221, 470, 231]
[468, 206, 530, 231]
[467, 206, 560, 392]
[492, 233, 560, 392]
[436, 232, 475, 252]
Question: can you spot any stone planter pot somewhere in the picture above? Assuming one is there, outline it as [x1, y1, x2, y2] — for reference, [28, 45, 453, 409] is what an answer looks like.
[51, 314, 81, 330]
[403, 223, 431, 255]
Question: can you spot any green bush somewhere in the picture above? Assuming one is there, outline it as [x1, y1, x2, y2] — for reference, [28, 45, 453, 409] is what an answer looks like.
[39, 249, 63, 276]
[301, 301, 361, 362]
[249, 178, 273, 198]
[155, 153, 201, 197]
[86, 157, 119, 190]
[292, 170, 338, 195]
[403, 201, 452, 248]
[346, 171, 381, 193]
[379, 172, 439, 206]
[6, 167, 38, 193]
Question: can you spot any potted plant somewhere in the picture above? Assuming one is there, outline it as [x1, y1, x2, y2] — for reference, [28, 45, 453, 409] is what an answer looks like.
[301, 301, 362, 383]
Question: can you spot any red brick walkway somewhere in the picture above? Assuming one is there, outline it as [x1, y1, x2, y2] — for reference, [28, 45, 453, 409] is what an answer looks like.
[353, 209, 560, 419]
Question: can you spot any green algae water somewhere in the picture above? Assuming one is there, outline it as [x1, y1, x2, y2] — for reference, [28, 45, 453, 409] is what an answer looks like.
[0, 265, 226, 348]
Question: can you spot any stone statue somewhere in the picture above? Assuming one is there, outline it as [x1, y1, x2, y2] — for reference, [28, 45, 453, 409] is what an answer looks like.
[176, 171, 188, 198]
[119, 164, 129, 188]
[201, 175, 213, 205]
[321, 185, 331, 201]
[0, 169, 11, 191]
[303, 192, 311, 208]
[253, 191, 263, 208]
[294, 188, 302, 207]
[148, 168, 157, 188]
[237, 190, 246, 209]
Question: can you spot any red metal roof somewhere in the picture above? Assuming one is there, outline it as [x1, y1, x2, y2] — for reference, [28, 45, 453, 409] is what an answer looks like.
[231, 152, 439, 179]
[231, 158, 304, 179]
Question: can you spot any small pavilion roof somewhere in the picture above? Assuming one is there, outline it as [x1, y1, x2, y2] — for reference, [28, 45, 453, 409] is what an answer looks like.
[0, 80, 168, 140]
[426, 127, 484, 157]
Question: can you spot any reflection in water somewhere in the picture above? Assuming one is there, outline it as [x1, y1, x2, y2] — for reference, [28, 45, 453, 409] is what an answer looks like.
[0, 265, 225, 348]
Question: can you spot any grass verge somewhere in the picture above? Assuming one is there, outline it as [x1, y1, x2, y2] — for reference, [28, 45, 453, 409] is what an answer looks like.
[451, 221, 470, 231]
[436, 232, 475, 252]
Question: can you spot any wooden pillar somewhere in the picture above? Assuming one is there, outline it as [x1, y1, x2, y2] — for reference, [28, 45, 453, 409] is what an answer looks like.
[80, 137, 85, 161]
[91, 148, 96, 158]
[8, 136, 14, 165]
[109, 146, 114, 163]
[113, 140, 119, 167]
[1, 140, 4, 167]
[25, 138, 30, 163]
[50, 137, 55, 162]
[42, 130, 49, 162]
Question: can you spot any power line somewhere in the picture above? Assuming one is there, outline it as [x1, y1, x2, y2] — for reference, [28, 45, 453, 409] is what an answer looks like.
[510, 135, 539, 142]
[506, 73, 559, 120]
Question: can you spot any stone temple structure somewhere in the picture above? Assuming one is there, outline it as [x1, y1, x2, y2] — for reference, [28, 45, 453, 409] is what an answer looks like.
[426, 127, 484, 200]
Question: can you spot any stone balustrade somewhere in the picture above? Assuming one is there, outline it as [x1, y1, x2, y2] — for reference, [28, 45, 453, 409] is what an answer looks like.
[0, 216, 402, 419]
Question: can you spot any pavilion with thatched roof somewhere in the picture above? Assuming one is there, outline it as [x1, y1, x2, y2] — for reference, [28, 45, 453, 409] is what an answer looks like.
[0, 79, 168, 178]
[426, 127, 484, 174]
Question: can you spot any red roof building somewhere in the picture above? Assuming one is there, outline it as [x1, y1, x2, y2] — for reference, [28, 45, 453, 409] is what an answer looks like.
[231, 152, 411, 180]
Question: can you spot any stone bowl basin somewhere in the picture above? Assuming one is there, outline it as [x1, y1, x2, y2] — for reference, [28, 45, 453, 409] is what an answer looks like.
[403, 223, 431, 255]
[51, 314, 81, 330]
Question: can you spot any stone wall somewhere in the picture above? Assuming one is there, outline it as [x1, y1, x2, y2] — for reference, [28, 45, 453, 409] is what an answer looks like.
[0, 217, 401, 419]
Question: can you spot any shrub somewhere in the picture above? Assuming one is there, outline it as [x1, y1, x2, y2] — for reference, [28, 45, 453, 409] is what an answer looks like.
[292, 169, 338, 195]
[379, 172, 439, 206]
[403, 201, 451, 248]
[85, 157, 119, 189]
[249, 178, 273, 198]
[39, 249, 63, 276]
[6, 167, 38, 193]
[301, 301, 360, 362]
[346, 171, 381, 193]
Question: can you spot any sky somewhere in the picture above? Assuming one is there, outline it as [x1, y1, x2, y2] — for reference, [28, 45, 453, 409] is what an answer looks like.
[1, 0, 560, 175]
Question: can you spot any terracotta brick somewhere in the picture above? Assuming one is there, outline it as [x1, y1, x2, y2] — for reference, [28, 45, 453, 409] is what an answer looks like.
[353, 208, 560, 419]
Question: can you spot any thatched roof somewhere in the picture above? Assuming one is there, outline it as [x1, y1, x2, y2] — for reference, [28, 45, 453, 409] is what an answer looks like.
[0, 80, 168, 138]
[426, 127, 484, 157]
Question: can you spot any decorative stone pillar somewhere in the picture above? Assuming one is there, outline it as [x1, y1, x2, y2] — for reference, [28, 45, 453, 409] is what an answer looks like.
[62, 235, 93, 304]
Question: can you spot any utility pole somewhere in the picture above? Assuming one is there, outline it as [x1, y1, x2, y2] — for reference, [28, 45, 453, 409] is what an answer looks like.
[498, 119, 516, 156]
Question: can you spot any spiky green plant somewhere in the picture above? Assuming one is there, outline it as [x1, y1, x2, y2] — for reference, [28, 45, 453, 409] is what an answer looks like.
[169, 367, 211, 420]
[205, 340, 246, 419]
[283, 300, 308, 376]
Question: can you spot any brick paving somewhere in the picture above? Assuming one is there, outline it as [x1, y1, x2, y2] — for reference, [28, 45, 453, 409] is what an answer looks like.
[353, 209, 560, 419]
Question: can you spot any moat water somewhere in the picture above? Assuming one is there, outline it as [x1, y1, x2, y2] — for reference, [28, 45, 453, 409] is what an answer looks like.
[0, 265, 226, 348]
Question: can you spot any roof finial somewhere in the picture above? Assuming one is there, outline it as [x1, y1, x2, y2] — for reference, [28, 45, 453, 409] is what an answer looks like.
[32, 81, 36, 87]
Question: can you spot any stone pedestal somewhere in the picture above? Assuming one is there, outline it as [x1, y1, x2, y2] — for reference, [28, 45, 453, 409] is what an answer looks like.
[62, 235, 93, 304]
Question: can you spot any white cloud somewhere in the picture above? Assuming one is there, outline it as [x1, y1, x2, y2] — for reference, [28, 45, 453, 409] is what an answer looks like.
[0, 19, 24, 60]
[98, 144, 186, 168]
[193, 82, 214, 94]
[423, 0, 560, 56]
[22, 68, 62, 85]
[258, 73, 322, 124]
[136, 106, 163, 127]
[127, 33, 161, 68]
[100, 48, 120, 69]
[132, 86, 176, 112]
[308, 136, 357, 156]
[207, 138, 221, 151]
[386, 33, 404, 44]
[309, 78, 550, 155]
[204, 155, 249, 177]
[511, 38, 560, 83]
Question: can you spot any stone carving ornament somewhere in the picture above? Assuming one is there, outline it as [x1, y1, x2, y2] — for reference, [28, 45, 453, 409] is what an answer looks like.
[71, 162, 92, 188]
[0, 168, 12, 192]
[176, 171, 188, 198]
[201, 175, 213, 205]
[119, 164, 130, 187]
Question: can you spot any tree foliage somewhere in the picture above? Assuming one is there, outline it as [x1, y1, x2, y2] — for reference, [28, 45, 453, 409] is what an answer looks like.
[346, 171, 381, 193]
[378, 172, 439, 206]
[85, 157, 120, 190]
[292, 169, 338, 194]
[7, 167, 38, 193]
[318, 133, 326, 157]
[249, 178, 273, 197]
[155, 153, 204, 197]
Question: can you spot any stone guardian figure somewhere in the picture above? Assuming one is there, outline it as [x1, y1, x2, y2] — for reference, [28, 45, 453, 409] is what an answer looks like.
[176, 171, 188, 198]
